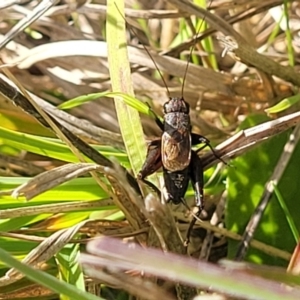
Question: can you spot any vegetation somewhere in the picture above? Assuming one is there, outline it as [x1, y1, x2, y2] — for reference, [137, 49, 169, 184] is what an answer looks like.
[0, 0, 300, 299]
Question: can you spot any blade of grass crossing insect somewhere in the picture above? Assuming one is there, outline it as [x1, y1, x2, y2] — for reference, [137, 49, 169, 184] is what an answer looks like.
[106, 0, 146, 175]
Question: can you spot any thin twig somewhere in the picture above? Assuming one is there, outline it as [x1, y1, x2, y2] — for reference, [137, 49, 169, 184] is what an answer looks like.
[235, 124, 300, 260]
[167, 0, 300, 87]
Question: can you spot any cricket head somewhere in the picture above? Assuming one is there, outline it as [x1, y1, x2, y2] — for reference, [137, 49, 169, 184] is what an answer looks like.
[163, 97, 190, 114]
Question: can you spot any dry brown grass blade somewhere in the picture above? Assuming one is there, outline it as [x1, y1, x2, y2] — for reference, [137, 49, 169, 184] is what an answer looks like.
[0, 69, 112, 197]
[1, 1, 300, 298]
[167, 0, 300, 86]
[144, 194, 197, 299]
[79, 4, 190, 19]
[187, 220, 291, 261]
[0, 74, 123, 147]
[1, 0, 296, 138]
[0, 153, 45, 176]
[0, 199, 114, 220]
[0, 0, 59, 50]
[10, 163, 107, 200]
[0, 281, 55, 299]
[5, 40, 231, 96]
[81, 237, 300, 300]
[201, 111, 300, 168]
[144, 193, 185, 253]
[0, 221, 88, 288]
[103, 164, 148, 244]
[82, 257, 177, 300]
[0, 73, 141, 196]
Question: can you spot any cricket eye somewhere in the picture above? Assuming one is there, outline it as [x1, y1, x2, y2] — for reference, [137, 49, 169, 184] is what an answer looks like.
[163, 102, 170, 114]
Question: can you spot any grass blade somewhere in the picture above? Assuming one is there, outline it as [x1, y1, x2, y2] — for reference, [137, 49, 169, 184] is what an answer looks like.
[106, 0, 146, 175]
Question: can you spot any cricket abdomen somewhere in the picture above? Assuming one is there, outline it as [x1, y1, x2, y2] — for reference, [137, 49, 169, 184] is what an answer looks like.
[163, 167, 190, 205]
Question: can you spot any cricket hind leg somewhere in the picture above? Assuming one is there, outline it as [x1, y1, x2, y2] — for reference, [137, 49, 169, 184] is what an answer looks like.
[137, 138, 162, 180]
[192, 133, 227, 165]
[185, 150, 204, 246]
[137, 138, 162, 197]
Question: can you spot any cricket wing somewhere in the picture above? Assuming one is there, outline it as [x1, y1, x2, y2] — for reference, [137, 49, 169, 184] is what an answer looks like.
[161, 131, 191, 171]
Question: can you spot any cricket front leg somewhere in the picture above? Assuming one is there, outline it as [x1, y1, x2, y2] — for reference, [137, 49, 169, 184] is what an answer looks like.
[192, 133, 227, 165]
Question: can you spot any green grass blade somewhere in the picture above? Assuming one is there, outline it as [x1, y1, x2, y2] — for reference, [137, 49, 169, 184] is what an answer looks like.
[273, 182, 299, 242]
[0, 126, 129, 165]
[266, 13, 283, 48]
[265, 94, 300, 113]
[56, 243, 86, 299]
[59, 91, 150, 116]
[0, 247, 103, 300]
[106, 0, 146, 175]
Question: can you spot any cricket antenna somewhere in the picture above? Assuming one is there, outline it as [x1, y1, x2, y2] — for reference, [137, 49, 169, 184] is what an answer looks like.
[114, 3, 171, 98]
[140, 43, 171, 99]
[181, 0, 213, 98]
